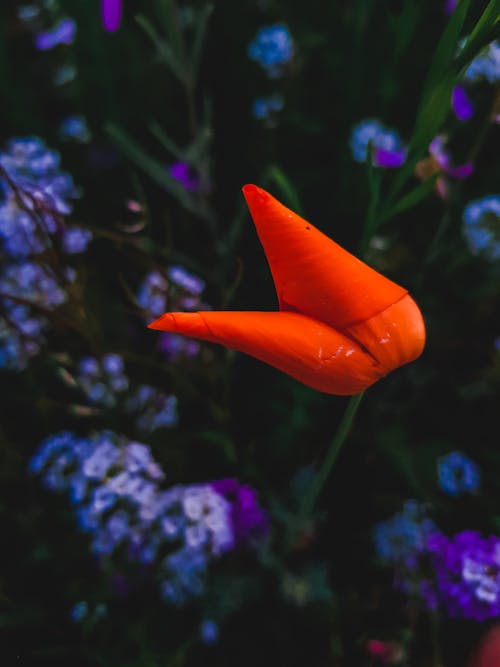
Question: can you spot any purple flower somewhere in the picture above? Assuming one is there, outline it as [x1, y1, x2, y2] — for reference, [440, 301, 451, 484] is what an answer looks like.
[429, 135, 474, 180]
[159, 332, 200, 360]
[452, 85, 474, 121]
[427, 531, 500, 621]
[101, 0, 123, 33]
[444, 0, 457, 15]
[169, 162, 200, 192]
[373, 147, 407, 169]
[211, 478, 269, 546]
[168, 266, 205, 296]
[350, 119, 407, 169]
[62, 227, 93, 254]
[35, 18, 76, 51]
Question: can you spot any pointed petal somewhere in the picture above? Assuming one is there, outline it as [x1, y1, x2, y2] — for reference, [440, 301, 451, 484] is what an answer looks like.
[242, 184, 407, 329]
[149, 311, 384, 395]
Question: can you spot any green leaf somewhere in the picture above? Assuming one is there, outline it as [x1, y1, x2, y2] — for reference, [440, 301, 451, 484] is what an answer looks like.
[454, 0, 500, 74]
[421, 0, 470, 98]
[265, 165, 303, 215]
[107, 124, 214, 225]
[136, 14, 186, 84]
[149, 121, 186, 161]
[190, 4, 214, 83]
[411, 72, 455, 153]
[379, 173, 439, 224]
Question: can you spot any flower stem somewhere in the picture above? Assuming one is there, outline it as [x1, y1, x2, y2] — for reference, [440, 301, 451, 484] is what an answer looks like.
[300, 391, 365, 517]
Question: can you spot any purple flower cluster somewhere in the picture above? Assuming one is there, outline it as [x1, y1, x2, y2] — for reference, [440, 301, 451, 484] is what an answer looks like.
[137, 266, 207, 361]
[211, 478, 270, 546]
[373, 495, 500, 621]
[0, 262, 71, 371]
[350, 119, 407, 169]
[0, 137, 91, 371]
[427, 531, 500, 621]
[30, 431, 269, 604]
[0, 137, 90, 258]
[76, 354, 178, 434]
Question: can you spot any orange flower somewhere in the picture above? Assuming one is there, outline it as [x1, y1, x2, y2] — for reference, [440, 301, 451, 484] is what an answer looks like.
[148, 185, 425, 395]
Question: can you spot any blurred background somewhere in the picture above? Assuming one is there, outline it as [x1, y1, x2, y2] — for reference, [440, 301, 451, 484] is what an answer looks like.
[0, 1, 499, 665]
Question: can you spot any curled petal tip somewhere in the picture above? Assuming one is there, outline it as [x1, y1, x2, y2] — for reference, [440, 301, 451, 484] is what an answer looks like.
[242, 183, 268, 204]
[147, 313, 176, 330]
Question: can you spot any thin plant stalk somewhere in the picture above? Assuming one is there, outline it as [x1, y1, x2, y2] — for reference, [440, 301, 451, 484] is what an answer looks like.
[301, 391, 365, 517]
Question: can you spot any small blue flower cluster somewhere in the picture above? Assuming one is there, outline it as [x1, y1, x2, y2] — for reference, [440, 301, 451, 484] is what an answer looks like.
[373, 500, 438, 607]
[0, 138, 91, 371]
[137, 266, 207, 361]
[69, 600, 107, 624]
[76, 354, 178, 434]
[248, 24, 294, 79]
[464, 40, 500, 84]
[30, 431, 268, 604]
[350, 119, 407, 168]
[462, 195, 500, 261]
[373, 500, 436, 569]
[59, 116, 92, 144]
[252, 95, 284, 122]
[0, 262, 71, 371]
[437, 451, 481, 497]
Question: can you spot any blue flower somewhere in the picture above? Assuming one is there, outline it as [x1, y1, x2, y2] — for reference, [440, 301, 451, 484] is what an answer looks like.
[137, 270, 169, 319]
[350, 119, 407, 168]
[31, 431, 267, 605]
[437, 451, 481, 497]
[462, 195, 500, 260]
[248, 24, 294, 78]
[373, 500, 435, 568]
[200, 619, 219, 645]
[168, 266, 205, 296]
[59, 116, 92, 144]
[464, 40, 500, 84]
[35, 18, 77, 51]
[69, 601, 88, 623]
[138, 266, 207, 362]
[0, 137, 80, 258]
[62, 227, 93, 254]
[252, 95, 284, 121]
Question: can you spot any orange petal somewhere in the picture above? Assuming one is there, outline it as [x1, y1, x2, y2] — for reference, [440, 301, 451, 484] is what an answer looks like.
[149, 311, 384, 395]
[344, 294, 426, 370]
[242, 184, 407, 329]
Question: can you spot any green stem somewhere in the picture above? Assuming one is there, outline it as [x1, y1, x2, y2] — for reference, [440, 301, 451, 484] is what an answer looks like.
[300, 391, 365, 517]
